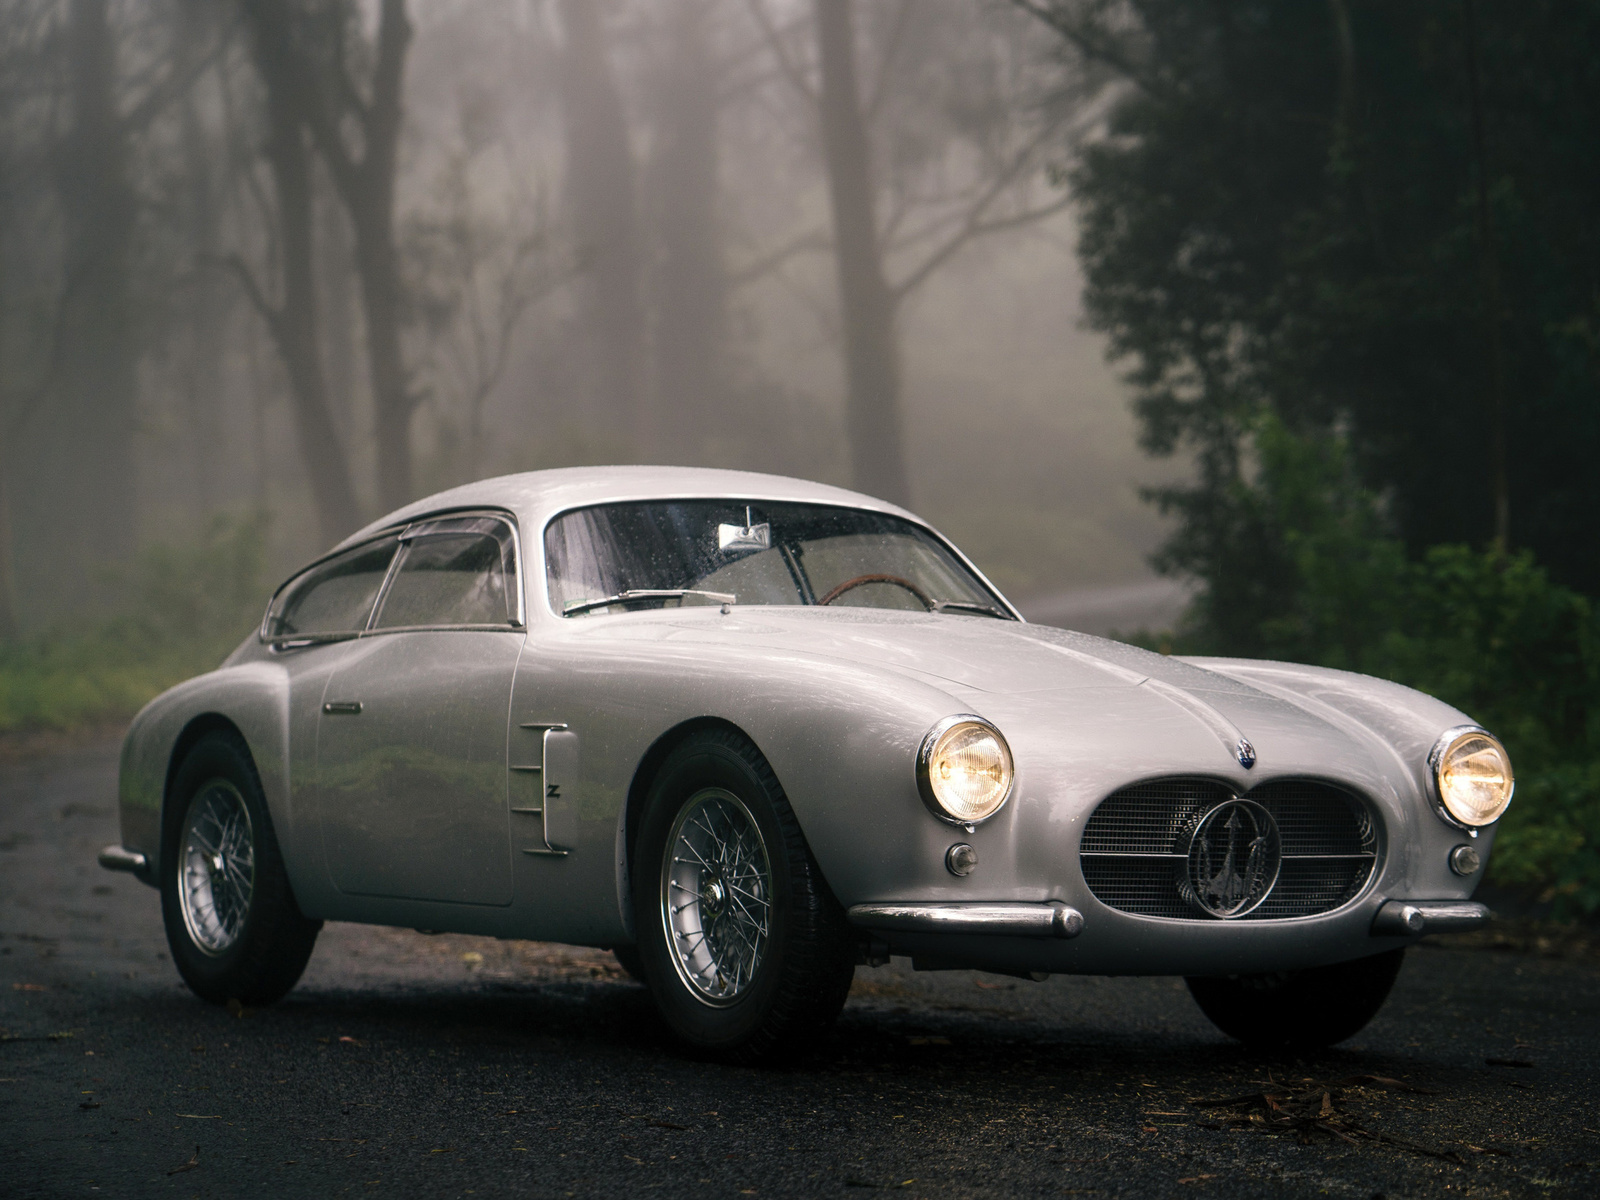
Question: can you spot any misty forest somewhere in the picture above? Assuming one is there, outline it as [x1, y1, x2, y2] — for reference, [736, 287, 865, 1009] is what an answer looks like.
[2, 0, 1599, 913]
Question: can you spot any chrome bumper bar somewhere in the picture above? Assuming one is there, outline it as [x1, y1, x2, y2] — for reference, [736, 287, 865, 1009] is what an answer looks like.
[848, 902, 1085, 939]
[1371, 899, 1490, 937]
[97, 844, 150, 879]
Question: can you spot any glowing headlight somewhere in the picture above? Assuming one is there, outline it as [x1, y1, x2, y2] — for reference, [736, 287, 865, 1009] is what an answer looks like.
[917, 716, 1014, 825]
[1431, 726, 1514, 827]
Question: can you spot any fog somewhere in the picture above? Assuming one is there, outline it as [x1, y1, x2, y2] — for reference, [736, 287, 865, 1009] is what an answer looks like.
[0, 0, 1182, 635]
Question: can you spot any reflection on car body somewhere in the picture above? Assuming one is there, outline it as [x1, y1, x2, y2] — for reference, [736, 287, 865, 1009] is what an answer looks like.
[102, 467, 1511, 1059]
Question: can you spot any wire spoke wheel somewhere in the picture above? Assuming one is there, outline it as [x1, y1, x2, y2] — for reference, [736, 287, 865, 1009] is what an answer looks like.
[661, 787, 773, 1006]
[178, 779, 256, 956]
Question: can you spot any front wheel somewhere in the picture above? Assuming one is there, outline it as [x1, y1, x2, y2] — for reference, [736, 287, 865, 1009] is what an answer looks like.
[632, 729, 855, 1062]
[1186, 948, 1405, 1049]
[160, 731, 321, 1005]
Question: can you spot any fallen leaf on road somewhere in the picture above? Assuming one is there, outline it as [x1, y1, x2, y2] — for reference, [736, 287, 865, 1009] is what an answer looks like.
[11, 983, 45, 991]
[225, 998, 251, 1018]
[1189, 1074, 1468, 1162]
[166, 1147, 201, 1176]
[1177, 1175, 1216, 1184]
[429, 1148, 455, 1154]
[338, 1036, 364, 1046]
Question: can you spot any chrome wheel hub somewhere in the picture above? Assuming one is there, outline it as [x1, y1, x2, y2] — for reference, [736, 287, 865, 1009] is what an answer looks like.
[661, 788, 772, 1006]
[178, 780, 256, 955]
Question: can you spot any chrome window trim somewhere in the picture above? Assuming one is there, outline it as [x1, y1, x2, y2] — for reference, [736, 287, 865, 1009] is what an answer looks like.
[259, 532, 404, 647]
[260, 507, 526, 646]
[537, 498, 1020, 623]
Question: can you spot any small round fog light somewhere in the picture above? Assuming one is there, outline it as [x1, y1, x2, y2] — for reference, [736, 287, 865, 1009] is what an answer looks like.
[1448, 844, 1481, 876]
[945, 843, 978, 877]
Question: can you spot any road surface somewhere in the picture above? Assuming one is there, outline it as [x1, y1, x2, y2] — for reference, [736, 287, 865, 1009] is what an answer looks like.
[2, 739, 1596, 1198]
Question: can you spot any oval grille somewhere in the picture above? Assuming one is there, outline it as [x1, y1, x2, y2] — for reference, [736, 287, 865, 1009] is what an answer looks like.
[1080, 778, 1378, 920]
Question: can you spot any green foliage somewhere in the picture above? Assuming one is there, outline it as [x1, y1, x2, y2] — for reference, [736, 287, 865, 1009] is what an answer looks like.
[1058, 0, 1600, 596]
[0, 514, 269, 733]
[1166, 418, 1600, 916]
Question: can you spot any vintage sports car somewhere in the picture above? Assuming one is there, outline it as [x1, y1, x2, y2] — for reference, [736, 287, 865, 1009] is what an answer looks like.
[101, 467, 1509, 1059]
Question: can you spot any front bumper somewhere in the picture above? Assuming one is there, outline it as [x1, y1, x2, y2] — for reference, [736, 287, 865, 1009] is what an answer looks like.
[845, 896, 1490, 976]
[98, 844, 152, 884]
[849, 901, 1084, 939]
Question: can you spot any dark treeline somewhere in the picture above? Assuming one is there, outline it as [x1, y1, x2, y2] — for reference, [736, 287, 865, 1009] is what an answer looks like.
[1023, 0, 1600, 635]
[0, 0, 1104, 637]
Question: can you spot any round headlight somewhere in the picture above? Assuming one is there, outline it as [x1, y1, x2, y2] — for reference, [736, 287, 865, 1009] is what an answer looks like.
[917, 716, 1014, 825]
[1431, 726, 1514, 827]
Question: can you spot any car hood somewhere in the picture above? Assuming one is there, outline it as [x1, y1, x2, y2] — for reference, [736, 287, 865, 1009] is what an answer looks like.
[659, 606, 1242, 695]
[644, 607, 1415, 784]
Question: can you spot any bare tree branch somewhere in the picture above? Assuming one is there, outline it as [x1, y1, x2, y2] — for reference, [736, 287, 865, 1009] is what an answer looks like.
[888, 118, 1066, 299]
[744, 0, 818, 106]
[727, 228, 831, 290]
[203, 251, 283, 345]
[118, 14, 234, 136]
[1011, 0, 1172, 102]
[893, 194, 1072, 300]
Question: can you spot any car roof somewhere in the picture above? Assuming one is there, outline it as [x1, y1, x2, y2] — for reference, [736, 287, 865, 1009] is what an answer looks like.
[332, 466, 921, 553]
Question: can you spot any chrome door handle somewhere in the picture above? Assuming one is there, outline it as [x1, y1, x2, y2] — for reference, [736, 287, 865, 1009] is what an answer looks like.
[323, 701, 363, 715]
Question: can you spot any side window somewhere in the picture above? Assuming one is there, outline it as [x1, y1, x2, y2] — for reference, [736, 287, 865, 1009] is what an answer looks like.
[266, 537, 399, 641]
[372, 520, 516, 629]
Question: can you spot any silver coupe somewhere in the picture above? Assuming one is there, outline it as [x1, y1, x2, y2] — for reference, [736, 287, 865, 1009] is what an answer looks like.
[101, 467, 1510, 1059]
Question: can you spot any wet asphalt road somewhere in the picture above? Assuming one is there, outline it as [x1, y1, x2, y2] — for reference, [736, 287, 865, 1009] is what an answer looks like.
[2, 741, 1598, 1200]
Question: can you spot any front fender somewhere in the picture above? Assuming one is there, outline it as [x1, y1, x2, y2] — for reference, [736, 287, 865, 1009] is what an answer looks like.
[117, 663, 294, 892]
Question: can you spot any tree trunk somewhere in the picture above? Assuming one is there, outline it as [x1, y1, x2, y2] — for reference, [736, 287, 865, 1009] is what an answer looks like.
[814, 0, 908, 506]
[52, 0, 140, 578]
[242, 0, 362, 547]
[263, 82, 363, 546]
[558, 0, 646, 443]
[343, 0, 413, 514]
[648, 0, 724, 461]
[179, 77, 227, 515]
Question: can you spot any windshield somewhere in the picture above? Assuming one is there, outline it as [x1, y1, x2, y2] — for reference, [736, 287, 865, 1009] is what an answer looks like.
[545, 500, 1011, 619]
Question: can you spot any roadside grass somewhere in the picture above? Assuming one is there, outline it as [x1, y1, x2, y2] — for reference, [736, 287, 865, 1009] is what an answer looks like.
[0, 514, 267, 735]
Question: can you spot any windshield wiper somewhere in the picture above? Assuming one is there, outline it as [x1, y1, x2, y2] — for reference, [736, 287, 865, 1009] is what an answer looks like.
[929, 599, 1015, 620]
[563, 589, 736, 617]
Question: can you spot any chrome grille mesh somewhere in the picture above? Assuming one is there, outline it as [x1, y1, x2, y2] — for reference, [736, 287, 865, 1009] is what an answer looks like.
[1080, 778, 1378, 920]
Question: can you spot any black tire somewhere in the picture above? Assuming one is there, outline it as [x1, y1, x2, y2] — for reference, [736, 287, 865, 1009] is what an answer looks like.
[631, 728, 856, 1062]
[1186, 948, 1405, 1049]
[160, 730, 321, 1006]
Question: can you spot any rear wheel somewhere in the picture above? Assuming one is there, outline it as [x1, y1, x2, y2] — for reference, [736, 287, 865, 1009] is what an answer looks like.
[1186, 948, 1405, 1049]
[160, 731, 321, 1005]
[632, 728, 855, 1062]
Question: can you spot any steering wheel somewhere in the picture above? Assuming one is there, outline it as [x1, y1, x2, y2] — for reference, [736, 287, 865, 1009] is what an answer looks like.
[816, 573, 933, 610]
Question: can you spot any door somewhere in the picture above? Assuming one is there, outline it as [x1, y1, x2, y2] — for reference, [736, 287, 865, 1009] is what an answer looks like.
[316, 515, 525, 906]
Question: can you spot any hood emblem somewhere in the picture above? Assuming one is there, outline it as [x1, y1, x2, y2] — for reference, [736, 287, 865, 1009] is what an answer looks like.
[1180, 798, 1281, 919]
[1235, 737, 1256, 770]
